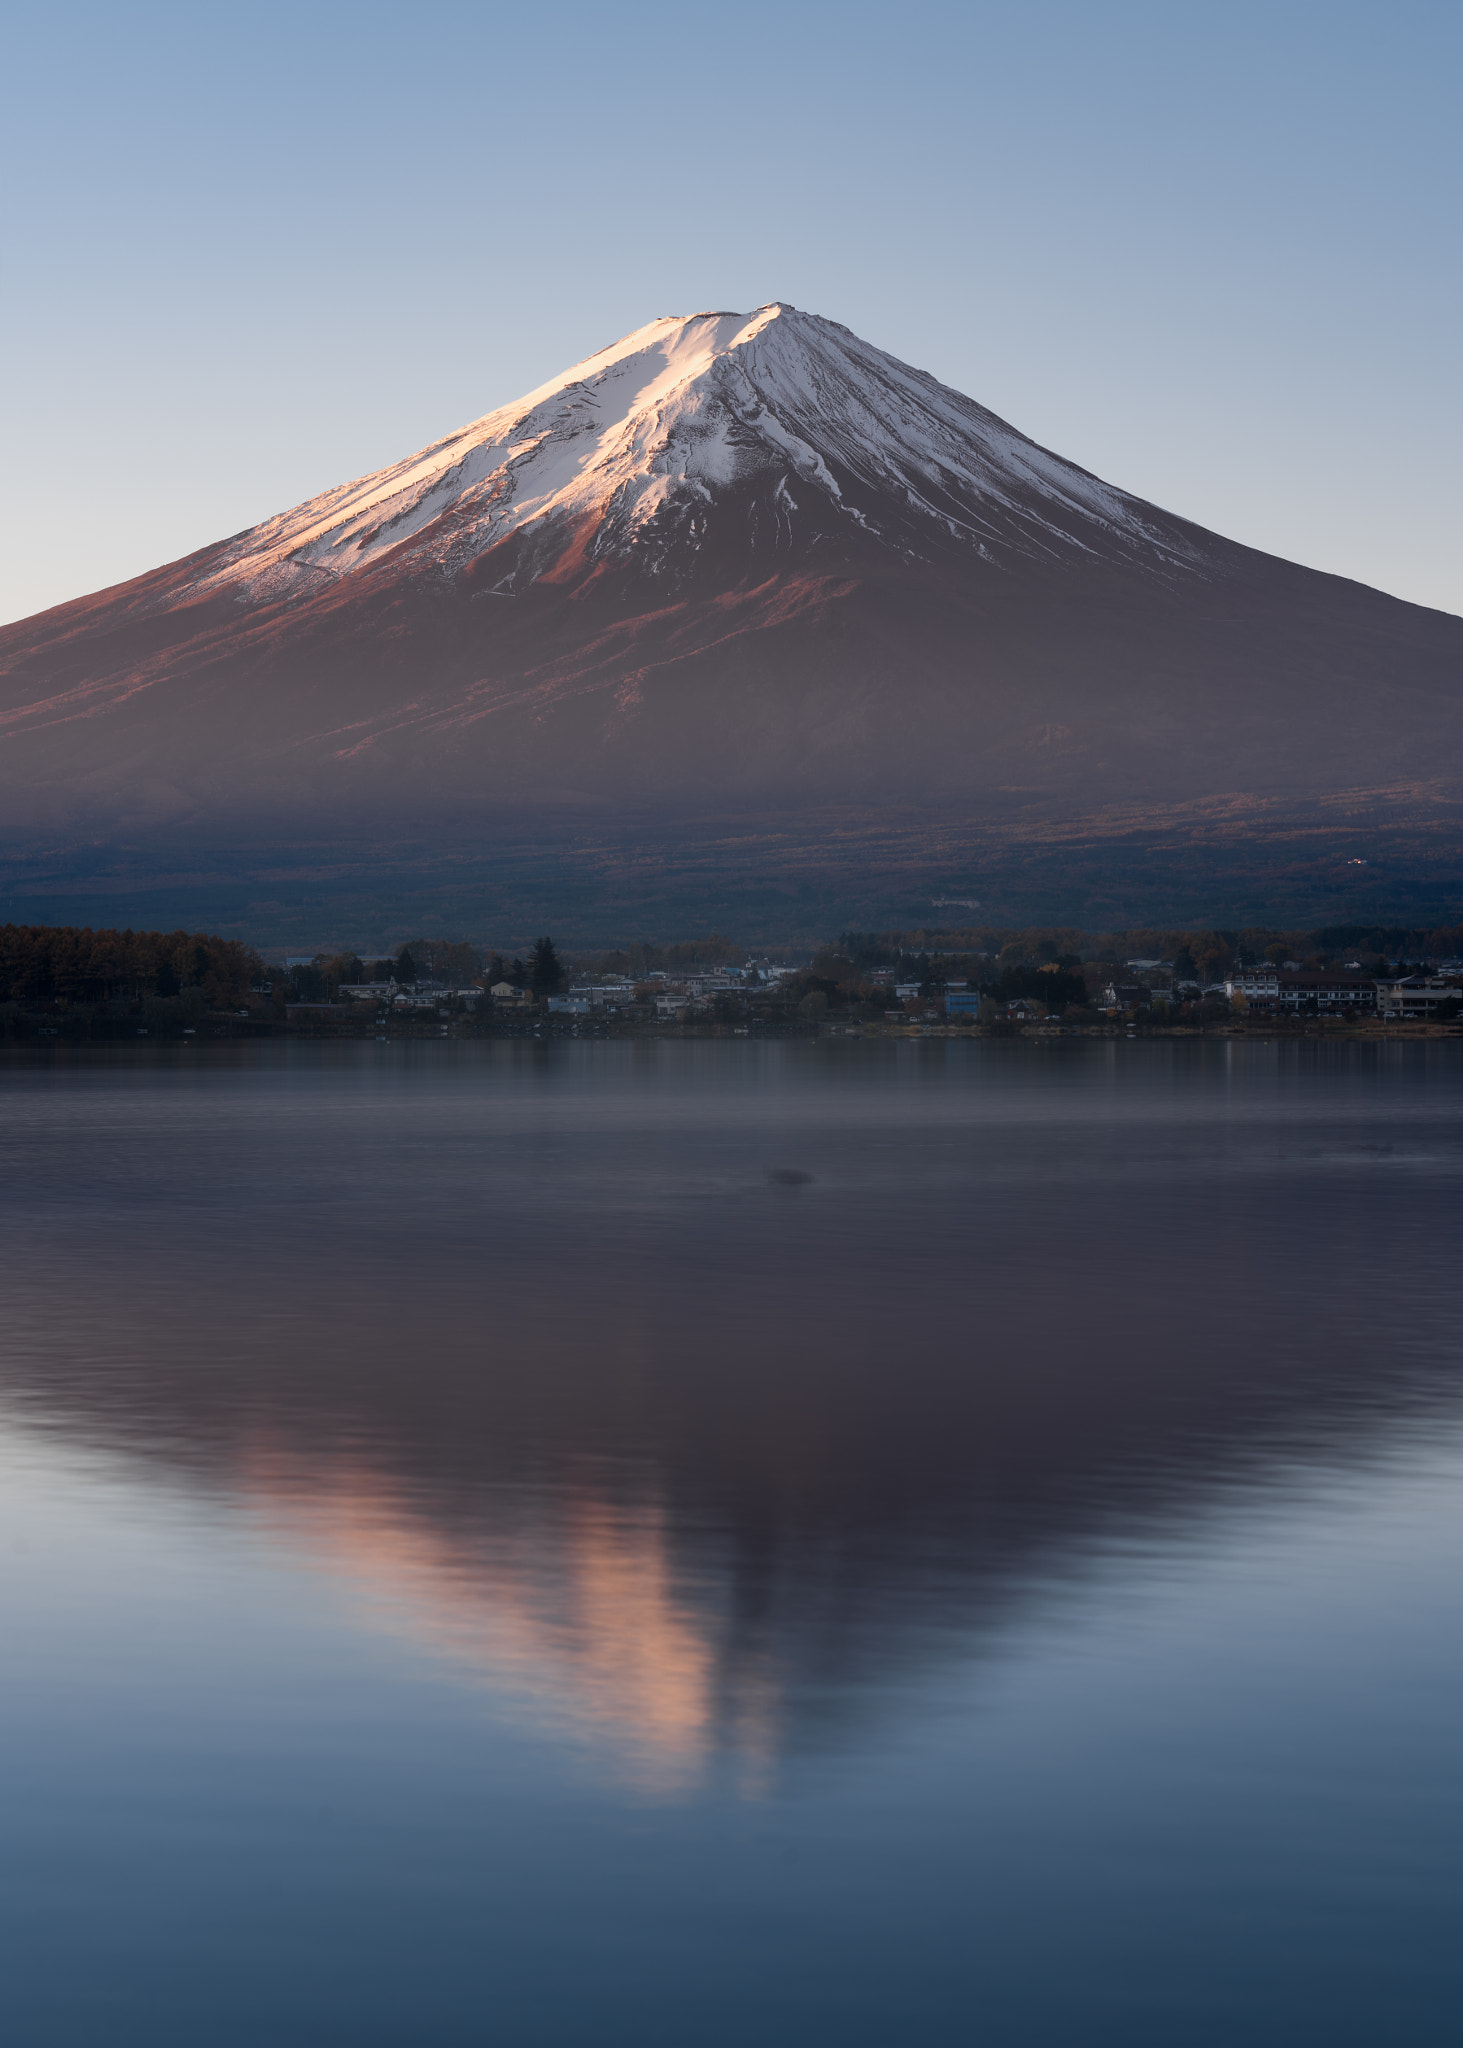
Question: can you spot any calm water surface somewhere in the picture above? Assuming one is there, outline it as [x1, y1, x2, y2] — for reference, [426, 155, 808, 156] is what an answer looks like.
[2, 1039, 1461, 2044]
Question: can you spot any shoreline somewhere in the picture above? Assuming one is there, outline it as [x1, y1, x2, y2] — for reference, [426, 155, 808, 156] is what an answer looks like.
[4, 1016, 1462, 1050]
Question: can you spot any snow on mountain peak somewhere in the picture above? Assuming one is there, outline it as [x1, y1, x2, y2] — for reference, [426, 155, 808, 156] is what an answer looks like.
[183, 304, 1197, 608]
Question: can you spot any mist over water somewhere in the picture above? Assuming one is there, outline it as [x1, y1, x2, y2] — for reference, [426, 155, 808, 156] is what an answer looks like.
[3, 1040, 1461, 2045]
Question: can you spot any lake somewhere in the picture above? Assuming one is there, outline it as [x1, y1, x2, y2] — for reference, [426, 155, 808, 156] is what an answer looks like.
[2, 1039, 1460, 2045]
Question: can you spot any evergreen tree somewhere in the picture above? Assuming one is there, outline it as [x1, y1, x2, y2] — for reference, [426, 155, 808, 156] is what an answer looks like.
[394, 947, 418, 985]
[529, 937, 563, 996]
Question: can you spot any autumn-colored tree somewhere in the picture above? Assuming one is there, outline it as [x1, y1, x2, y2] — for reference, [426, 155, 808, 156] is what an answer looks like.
[399, 938, 479, 984]
[0, 923, 256, 1010]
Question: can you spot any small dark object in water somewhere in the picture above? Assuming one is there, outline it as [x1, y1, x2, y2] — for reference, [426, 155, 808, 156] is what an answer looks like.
[768, 1167, 813, 1186]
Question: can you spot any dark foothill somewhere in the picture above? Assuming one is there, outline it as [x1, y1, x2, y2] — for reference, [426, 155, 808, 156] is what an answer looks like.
[768, 1167, 813, 1186]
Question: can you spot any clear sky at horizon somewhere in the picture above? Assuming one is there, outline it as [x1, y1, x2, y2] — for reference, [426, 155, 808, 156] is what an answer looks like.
[2, 0, 1459, 624]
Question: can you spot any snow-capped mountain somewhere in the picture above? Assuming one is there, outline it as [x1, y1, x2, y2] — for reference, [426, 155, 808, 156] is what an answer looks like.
[180, 304, 1202, 609]
[0, 303, 1459, 936]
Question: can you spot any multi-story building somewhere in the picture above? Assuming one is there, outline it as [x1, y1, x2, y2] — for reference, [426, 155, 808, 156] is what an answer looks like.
[1225, 966, 1279, 1004]
[1226, 969, 1376, 1013]
[1375, 977, 1463, 1020]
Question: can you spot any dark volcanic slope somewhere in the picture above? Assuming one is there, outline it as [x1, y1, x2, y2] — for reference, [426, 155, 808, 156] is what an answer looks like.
[2, 304, 1460, 934]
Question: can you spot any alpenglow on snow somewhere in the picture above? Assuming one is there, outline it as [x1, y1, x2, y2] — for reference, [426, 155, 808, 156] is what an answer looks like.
[178, 304, 1198, 606]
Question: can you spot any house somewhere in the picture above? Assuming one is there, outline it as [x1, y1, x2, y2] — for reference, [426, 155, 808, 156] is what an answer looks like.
[547, 997, 591, 1015]
[1103, 983, 1151, 1010]
[944, 991, 982, 1017]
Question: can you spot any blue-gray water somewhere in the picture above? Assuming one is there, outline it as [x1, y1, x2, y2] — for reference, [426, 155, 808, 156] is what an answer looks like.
[2, 1040, 1460, 2045]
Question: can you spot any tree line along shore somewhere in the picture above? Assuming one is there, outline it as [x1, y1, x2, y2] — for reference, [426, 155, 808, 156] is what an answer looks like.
[1, 920, 1461, 1044]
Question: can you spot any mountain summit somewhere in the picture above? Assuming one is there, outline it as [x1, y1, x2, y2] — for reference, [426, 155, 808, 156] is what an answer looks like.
[175, 303, 1198, 607]
[1, 305, 1460, 936]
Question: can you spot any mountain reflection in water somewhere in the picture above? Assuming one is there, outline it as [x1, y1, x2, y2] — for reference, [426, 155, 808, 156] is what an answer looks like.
[3, 1037, 1460, 1794]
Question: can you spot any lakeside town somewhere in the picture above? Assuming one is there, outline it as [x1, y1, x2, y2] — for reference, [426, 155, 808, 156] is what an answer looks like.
[3, 922, 1461, 1042]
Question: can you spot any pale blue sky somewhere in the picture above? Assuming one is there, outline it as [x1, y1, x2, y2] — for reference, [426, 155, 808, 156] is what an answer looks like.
[2, 0, 1458, 623]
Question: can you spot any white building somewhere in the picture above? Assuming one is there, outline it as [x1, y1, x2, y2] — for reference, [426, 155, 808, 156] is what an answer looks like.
[1376, 977, 1462, 1020]
[1225, 966, 1279, 1002]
